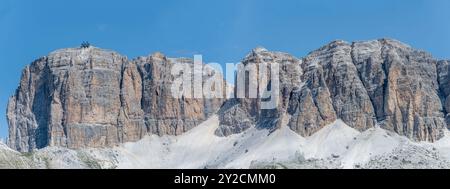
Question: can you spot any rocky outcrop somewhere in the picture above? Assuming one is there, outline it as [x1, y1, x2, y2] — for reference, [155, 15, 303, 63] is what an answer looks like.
[217, 47, 305, 135]
[438, 60, 450, 127]
[304, 41, 376, 132]
[287, 55, 337, 136]
[7, 47, 224, 152]
[351, 39, 446, 141]
[218, 39, 448, 142]
[7, 39, 450, 152]
[135, 54, 224, 136]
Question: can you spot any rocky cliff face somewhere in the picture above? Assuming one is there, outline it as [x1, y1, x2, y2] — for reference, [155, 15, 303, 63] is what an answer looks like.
[218, 39, 448, 142]
[7, 39, 450, 152]
[7, 47, 224, 152]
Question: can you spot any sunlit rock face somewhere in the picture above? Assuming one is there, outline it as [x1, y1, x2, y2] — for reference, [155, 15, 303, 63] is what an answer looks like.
[7, 47, 225, 152]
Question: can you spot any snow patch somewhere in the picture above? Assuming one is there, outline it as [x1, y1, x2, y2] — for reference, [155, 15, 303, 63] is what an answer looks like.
[434, 130, 450, 160]
[340, 127, 403, 168]
[303, 120, 360, 159]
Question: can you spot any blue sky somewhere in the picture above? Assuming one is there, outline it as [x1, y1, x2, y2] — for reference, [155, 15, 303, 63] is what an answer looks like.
[0, 0, 449, 138]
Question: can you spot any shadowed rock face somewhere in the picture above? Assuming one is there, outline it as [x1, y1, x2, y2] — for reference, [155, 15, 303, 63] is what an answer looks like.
[7, 39, 450, 152]
[217, 39, 448, 142]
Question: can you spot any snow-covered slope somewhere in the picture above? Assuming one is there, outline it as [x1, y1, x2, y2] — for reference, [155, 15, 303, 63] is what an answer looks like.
[112, 115, 305, 169]
[1, 115, 450, 169]
[433, 130, 450, 160]
[303, 120, 360, 159]
[110, 115, 450, 169]
[0, 142, 34, 169]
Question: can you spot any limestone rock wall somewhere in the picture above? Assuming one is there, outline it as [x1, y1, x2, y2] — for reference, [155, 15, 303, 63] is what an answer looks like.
[7, 48, 224, 152]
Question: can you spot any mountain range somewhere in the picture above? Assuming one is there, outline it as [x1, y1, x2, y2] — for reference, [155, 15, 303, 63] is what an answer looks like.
[1, 38, 450, 169]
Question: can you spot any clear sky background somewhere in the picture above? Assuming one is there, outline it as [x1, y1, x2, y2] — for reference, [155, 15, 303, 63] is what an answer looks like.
[0, 0, 449, 139]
